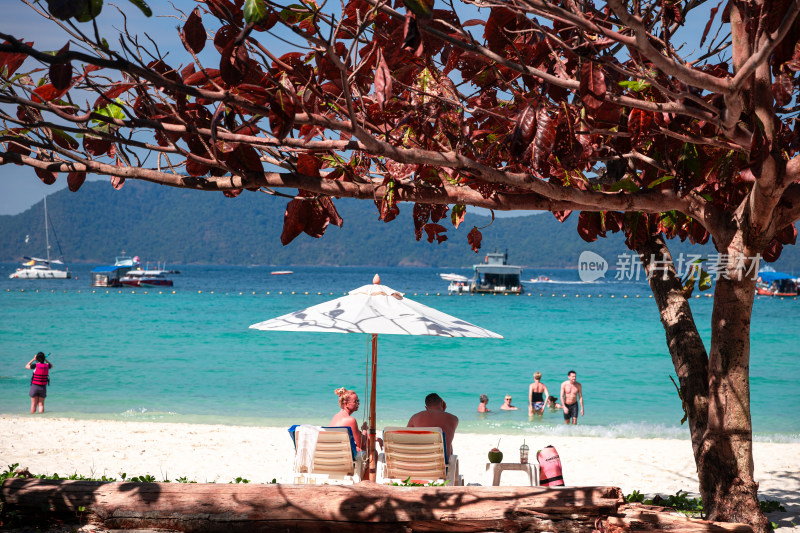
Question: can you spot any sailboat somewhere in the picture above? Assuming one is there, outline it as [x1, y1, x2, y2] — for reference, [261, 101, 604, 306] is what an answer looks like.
[9, 196, 71, 279]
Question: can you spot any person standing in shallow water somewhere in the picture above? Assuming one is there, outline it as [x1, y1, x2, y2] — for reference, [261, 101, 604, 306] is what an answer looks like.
[528, 371, 549, 416]
[26, 352, 52, 414]
[478, 394, 490, 412]
[559, 370, 584, 425]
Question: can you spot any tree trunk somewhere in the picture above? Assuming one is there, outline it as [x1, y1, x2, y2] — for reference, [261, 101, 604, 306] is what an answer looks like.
[636, 235, 768, 533]
[1, 479, 623, 532]
[700, 273, 766, 532]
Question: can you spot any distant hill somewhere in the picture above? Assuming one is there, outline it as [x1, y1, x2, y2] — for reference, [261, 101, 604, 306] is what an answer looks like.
[2, 180, 800, 271]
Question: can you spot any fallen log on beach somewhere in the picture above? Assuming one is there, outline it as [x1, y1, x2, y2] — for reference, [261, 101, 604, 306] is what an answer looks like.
[0, 479, 751, 532]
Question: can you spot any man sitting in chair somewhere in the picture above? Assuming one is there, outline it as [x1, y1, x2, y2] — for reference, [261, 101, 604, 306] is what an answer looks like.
[407, 393, 459, 454]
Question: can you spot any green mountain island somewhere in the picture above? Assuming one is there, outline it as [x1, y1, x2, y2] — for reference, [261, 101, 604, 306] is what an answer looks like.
[2, 180, 798, 271]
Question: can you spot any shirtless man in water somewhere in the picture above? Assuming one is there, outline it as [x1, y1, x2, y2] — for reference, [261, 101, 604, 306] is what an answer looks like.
[559, 370, 584, 425]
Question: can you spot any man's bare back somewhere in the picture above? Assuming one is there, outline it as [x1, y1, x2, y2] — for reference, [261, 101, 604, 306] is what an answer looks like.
[407, 393, 459, 454]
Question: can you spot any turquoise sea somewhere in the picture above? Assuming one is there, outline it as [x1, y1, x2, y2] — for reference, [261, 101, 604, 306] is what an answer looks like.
[1, 263, 798, 442]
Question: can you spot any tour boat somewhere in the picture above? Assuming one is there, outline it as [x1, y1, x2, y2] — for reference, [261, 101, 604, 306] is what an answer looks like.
[756, 270, 798, 297]
[469, 251, 524, 294]
[120, 269, 175, 288]
[91, 255, 141, 287]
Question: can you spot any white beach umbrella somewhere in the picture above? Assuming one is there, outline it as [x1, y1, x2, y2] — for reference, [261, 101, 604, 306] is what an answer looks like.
[249, 274, 502, 480]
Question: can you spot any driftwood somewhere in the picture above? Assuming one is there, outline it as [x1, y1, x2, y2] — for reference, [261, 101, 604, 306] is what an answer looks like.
[0, 480, 751, 533]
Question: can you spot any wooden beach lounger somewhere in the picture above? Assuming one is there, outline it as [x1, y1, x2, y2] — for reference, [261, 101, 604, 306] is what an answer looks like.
[376, 426, 462, 486]
[288, 424, 366, 484]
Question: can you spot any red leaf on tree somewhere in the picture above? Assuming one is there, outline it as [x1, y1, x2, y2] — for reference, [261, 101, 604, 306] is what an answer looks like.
[402, 12, 423, 56]
[186, 158, 210, 177]
[451, 204, 465, 229]
[214, 25, 239, 53]
[467, 226, 482, 252]
[533, 108, 556, 171]
[111, 176, 125, 190]
[688, 219, 709, 245]
[280, 197, 341, 245]
[269, 89, 297, 139]
[49, 43, 72, 91]
[220, 40, 249, 86]
[35, 167, 57, 185]
[580, 61, 606, 112]
[223, 189, 243, 198]
[552, 210, 573, 222]
[377, 198, 400, 222]
[67, 171, 86, 192]
[320, 197, 343, 228]
[32, 83, 69, 104]
[762, 238, 783, 262]
[424, 223, 448, 243]
[281, 199, 307, 245]
[182, 8, 206, 54]
[304, 200, 336, 238]
[413, 203, 431, 241]
[772, 70, 792, 106]
[297, 153, 321, 178]
[509, 104, 537, 159]
[93, 83, 135, 109]
[430, 204, 448, 222]
[51, 129, 78, 151]
[628, 108, 653, 143]
[206, 0, 243, 27]
[577, 211, 602, 242]
[0, 41, 32, 78]
[7, 139, 30, 158]
[184, 69, 221, 86]
[374, 49, 392, 110]
[787, 41, 800, 71]
[700, 2, 721, 48]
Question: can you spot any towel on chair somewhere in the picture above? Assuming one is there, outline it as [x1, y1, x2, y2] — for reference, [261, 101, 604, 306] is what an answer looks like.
[294, 424, 321, 473]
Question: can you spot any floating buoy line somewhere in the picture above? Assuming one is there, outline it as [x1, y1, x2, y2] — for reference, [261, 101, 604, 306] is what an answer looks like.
[2, 288, 764, 299]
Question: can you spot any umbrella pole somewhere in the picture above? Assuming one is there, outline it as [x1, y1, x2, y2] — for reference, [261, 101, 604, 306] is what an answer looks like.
[368, 333, 378, 481]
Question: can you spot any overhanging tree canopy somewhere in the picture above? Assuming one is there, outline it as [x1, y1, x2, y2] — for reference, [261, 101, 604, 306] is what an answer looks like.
[2, 0, 799, 530]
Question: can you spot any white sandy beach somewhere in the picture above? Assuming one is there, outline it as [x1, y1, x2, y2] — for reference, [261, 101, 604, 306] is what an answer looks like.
[2, 416, 798, 529]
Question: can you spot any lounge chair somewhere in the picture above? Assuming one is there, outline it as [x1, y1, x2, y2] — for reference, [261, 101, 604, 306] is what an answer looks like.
[376, 426, 462, 486]
[288, 424, 366, 484]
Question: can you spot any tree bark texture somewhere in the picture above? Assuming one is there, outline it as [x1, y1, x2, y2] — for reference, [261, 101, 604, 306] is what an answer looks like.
[1, 480, 622, 532]
[636, 235, 768, 532]
[1, 480, 754, 533]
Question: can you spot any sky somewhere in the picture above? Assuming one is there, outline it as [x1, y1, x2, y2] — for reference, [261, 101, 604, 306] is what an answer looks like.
[0, 1, 714, 216]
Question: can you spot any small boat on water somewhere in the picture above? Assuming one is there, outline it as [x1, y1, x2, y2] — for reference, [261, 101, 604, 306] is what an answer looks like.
[439, 273, 469, 282]
[9, 196, 71, 280]
[756, 270, 798, 297]
[271, 270, 294, 275]
[445, 251, 524, 294]
[120, 269, 175, 288]
[91, 255, 140, 287]
[528, 276, 550, 282]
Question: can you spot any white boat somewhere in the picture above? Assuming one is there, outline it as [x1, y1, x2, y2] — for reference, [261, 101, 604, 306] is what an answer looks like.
[9, 196, 71, 279]
[439, 273, 469, 282]
[120, 269, 174, 287]
[271, 270, 294, 275]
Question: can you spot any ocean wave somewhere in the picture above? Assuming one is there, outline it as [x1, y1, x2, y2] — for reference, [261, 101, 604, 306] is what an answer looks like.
[120, 408, 180, 419]
[459, 420, 693, 440]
